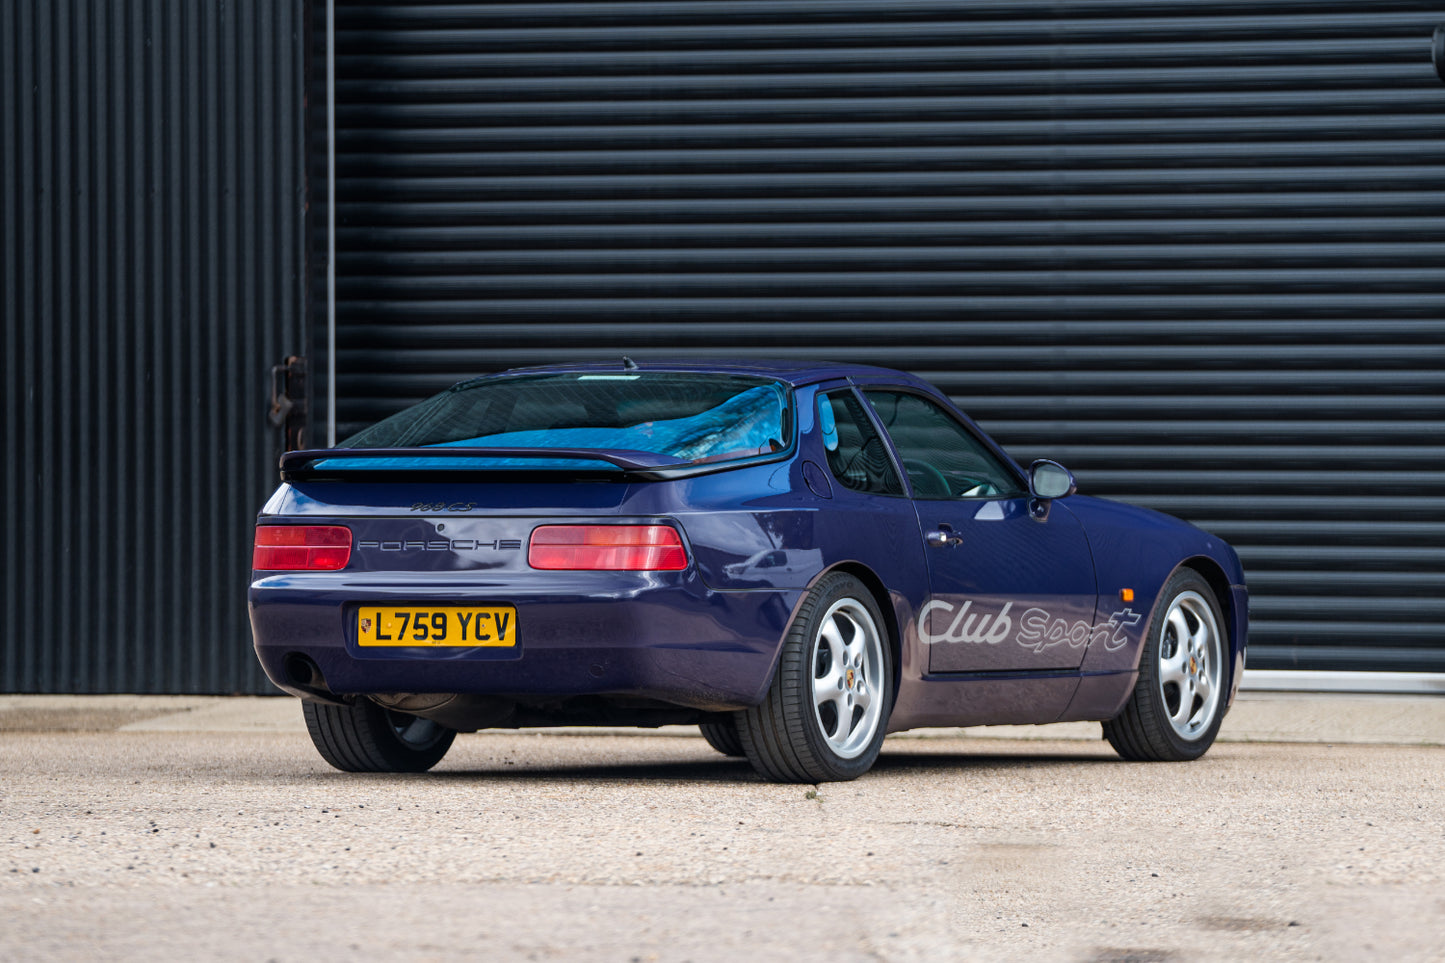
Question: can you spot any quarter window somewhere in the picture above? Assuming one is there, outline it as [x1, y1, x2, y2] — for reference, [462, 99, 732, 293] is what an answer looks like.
[863, 390, 1022, 499]
[818, 390, 904, 496]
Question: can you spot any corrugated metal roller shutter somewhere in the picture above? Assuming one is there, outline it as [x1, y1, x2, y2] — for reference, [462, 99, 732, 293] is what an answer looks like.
[327, 0, 1445, 672]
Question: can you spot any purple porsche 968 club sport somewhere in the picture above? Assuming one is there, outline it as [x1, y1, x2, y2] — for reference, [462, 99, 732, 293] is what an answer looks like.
[249, 360, 1247, 782]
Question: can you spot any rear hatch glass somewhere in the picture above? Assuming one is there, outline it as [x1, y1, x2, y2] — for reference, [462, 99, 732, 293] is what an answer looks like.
[323, 372, 792, 472]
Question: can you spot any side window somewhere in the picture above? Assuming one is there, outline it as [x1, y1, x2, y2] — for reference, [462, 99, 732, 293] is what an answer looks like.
[863, 390, 1023, 499]
[817, 390, 904, 496]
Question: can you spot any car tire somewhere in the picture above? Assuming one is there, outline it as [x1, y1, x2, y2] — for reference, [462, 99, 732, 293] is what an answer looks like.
[303, 698, 456, 773]
[736, 572, 893, 782]
[699, 719, 746, 757]
[1104, 569, 1228, 762]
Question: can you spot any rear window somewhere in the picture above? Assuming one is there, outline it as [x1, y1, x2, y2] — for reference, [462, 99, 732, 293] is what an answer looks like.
[335, 372, 792, 470]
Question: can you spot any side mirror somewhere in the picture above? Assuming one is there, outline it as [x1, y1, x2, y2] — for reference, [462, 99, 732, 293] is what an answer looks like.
[1029, 459, 1077, 501]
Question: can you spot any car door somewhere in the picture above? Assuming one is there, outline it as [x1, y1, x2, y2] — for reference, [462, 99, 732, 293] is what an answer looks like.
[860, 388, 1099, 673]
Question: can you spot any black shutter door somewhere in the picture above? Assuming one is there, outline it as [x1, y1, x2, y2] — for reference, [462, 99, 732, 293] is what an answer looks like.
[325, 1, 1445, 673]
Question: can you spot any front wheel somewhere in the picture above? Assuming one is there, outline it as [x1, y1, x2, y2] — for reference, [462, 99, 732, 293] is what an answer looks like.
[303, 698, 456, 772]
[1104, 570, 1228, 761]
[737, 572, 893, 782]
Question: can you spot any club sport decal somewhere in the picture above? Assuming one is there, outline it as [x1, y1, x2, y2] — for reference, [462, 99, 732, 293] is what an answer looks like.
[919, 598, 1143, 653]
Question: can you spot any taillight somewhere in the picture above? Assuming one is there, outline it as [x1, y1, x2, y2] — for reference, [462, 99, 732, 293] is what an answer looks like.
[253, 525, 352, 571]
[528, 525, 688, 571]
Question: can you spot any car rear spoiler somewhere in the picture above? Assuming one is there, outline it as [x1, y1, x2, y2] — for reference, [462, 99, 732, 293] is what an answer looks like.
[277, 446, 780, 482]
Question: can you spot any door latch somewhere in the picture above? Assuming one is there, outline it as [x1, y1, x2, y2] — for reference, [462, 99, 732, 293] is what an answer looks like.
[925, 524, 963, 548]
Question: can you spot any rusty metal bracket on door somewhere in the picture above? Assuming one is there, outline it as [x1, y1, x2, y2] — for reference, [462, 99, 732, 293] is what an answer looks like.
[269, 355, 309, 452]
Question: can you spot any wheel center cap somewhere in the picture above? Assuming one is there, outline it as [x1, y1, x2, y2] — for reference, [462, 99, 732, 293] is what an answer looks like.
[846, 668, 856, 689]
[1189, 656, 1198, 674]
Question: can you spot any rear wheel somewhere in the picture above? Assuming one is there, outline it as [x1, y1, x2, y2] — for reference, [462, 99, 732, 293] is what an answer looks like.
[737, 572, 892, 782]
[699, 719, 746, 757]
[303, 698, 456, 773]
[1104, 570, 1228, 762]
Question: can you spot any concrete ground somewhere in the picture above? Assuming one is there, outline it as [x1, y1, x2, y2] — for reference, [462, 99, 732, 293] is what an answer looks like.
[2, 692, 1443, 962]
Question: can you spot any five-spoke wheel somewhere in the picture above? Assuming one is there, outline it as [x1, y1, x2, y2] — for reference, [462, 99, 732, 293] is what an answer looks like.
[736, 572, 893, 782]
[1104, 569, 1228, 761]
[809, 597, 886, 760]
[1156, 589, 1223, 741]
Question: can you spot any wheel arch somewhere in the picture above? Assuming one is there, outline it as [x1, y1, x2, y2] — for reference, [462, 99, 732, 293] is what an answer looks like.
[817, 561, 903, 705]
[1179, 555, 1243, 700]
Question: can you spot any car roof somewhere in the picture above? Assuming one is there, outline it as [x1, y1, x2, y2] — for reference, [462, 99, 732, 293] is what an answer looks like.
[493, 358, 923, 388]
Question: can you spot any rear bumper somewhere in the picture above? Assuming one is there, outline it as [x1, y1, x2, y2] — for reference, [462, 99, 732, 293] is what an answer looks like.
[248, 570, 798, 712]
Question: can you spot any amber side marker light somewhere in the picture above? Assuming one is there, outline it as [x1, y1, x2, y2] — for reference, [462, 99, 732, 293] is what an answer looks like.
[529, 525, 688, 571]
[253, 525, 352, 571]
[1120, 588, 1135, 602]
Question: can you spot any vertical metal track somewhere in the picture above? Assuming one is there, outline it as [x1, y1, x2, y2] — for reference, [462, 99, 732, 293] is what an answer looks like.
[326, 0, 338, 448]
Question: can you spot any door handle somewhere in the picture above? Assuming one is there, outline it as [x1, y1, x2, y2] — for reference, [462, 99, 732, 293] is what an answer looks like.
[925, 529, 963, 548]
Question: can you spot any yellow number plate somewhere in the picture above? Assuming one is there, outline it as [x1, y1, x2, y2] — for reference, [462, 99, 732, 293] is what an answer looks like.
[356, 606, 517, 647]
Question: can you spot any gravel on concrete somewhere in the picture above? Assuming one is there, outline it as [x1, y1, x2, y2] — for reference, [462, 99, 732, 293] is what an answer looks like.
[2, 698, 1442, 962]
[5, 690, 1445, 743]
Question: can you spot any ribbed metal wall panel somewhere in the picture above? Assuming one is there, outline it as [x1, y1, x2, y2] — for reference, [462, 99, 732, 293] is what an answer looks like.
[325, 0, 1445, 672]
[2, 0, 307, 693]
